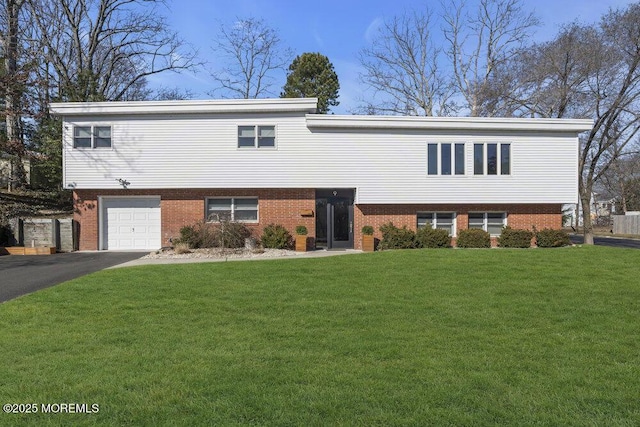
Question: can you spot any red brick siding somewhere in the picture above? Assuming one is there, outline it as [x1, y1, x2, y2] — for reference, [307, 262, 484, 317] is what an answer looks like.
[74, 189, 562, 251]
[73, 188, 315, 250]
[354, 203, 562, 249]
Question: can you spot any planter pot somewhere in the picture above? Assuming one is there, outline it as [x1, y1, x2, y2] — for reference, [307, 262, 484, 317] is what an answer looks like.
[295, 235, 308, 252]
[362, 235, 375, 252]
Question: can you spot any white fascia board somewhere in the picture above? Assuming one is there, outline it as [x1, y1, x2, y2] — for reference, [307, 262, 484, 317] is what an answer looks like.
[49, 98, 318, 116]
[305, 115, 593, 133]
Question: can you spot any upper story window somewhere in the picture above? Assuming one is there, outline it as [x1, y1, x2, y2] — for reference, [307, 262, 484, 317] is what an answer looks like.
[417, 212, 456, 236]
[73, 126, 111, 149]
[427, 143, 465, 175]
[468, 212, 506, 236]
[238, 125, 276, 148]
[206, 197, 258, 222]
[474, 143, 510, 175]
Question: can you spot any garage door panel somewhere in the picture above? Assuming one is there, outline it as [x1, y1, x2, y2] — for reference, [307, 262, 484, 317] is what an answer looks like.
[102, 197, 161, 250]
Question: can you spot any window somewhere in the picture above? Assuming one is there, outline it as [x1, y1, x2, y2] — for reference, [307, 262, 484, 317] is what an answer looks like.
[468, 212, 506, 235]
[73, 126, 111, 149]
[206, 197, 258, 222]
[427, 144, 438, 175]
[238, 125, 276, 148]
[474, 143, 510, 175]
[427, 143, 465, 175]
[417, 212, 456, 236]
[474, 144, 484, 175]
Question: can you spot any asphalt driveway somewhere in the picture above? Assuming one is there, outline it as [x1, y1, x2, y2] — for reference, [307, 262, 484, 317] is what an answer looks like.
[0, 252, 145, 303]
[570, 234, 640, 249]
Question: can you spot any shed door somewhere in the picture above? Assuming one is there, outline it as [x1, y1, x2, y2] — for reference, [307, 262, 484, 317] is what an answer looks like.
[102, 197, 161, 250]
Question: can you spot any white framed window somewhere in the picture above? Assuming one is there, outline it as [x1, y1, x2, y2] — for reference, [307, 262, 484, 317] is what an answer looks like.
[417, 212, 457, 236]
[473, 143, 511, 175]
[73, 125, 111, 149]
[206, 197, 258, 222]
[238, 125, 276, 148]
[468, 212, 506, 235]
[428, 143, 465, 175]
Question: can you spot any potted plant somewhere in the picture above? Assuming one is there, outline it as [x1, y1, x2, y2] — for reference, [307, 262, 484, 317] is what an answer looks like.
[362, 225, 375, 252]
[295, 225, 308, 252]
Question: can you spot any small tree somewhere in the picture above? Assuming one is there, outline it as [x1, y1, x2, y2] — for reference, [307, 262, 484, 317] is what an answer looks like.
[281, 52, 340, 114]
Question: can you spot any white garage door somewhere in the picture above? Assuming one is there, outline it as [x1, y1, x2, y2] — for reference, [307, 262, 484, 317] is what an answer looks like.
[102, 197, 161, 250]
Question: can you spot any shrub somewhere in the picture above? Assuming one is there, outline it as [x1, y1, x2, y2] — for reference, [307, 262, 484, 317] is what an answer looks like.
[261, 224, 293, 249]
[295, 225, 308, 235]
[378, 222, 416, 250]
[498, 226, 534, 248]
[456, 229, 491, 248]
[416, 227, 451, 248]
[217, 221, 252, 248]
[175, 220, 251, 249]
[361, 225, 374, 235]
[536, 228, 571, 248]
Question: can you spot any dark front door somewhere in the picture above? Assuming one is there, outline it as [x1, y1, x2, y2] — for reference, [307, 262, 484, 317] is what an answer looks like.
[315, 189, 354, 249]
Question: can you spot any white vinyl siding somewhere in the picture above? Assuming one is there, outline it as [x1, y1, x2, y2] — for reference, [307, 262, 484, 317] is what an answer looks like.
[60, 112, 584, 205]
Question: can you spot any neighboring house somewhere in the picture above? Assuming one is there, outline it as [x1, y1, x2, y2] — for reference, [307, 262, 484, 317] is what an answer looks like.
[0, 154, 30, 190]
[49, 98, 593, 251]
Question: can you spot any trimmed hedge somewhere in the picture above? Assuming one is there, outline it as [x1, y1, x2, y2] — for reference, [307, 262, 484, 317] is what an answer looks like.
[378, 222, 416, 250]
[261, 224, 293, 249]
[536, 228, 571, 248]
[498, 226, 534, 248]
[416, 227, 451, 248]
[457, 229, 491, 248]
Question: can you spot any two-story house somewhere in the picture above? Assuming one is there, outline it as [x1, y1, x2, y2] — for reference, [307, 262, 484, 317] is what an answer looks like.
[49, 98, 592, 251]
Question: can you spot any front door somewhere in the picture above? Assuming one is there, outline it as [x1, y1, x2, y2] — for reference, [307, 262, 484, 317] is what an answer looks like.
[315, 189, 354, 249]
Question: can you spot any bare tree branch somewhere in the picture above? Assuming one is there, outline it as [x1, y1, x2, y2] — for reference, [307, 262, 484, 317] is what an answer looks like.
[358, 9, 455, 116]
[208, 17, 292, 99]
[26, 0, 201, 101]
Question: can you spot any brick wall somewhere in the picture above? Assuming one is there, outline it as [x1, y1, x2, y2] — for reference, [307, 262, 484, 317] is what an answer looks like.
[354, 203, 562, 249]
[74, 188, 315, 250]
[74, 188, 562, 251]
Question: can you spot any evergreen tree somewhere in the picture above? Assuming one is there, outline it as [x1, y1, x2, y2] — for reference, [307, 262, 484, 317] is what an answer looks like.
[281, 53, 340, 114]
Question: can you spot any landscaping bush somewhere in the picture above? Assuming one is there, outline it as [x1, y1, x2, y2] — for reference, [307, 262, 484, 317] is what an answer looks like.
[175, 220, 250, 249]
[498, 226, 534, 248]
[536, 228, 571, 248]
[456, 229, 491, 248]
[378, 222, 416, 250]
[415, 227, 451, 248]
[261, 224, 293, 249]
[218, 221, 252, 248]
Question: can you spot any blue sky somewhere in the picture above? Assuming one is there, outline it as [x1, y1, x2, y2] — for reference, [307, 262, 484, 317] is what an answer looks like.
[151, 0, 635, 113]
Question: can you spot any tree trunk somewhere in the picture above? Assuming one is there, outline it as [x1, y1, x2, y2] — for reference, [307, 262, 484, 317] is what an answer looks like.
[4, 0, 27, 191]
[580, 192, 594, 245]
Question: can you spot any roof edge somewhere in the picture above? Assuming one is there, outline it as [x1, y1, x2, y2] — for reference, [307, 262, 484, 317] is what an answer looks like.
[49, 98, 318, 115]
[305, 115, 593, 133]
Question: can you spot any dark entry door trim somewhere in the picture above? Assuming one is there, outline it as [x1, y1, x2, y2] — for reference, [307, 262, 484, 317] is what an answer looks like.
[315, 189, 355, 249]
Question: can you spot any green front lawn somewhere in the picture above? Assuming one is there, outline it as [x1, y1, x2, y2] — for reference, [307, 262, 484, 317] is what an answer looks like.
[1, 246, 639, 425]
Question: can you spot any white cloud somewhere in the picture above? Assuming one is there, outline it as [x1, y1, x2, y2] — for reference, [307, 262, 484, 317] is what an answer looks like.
[364, 17, 384, 44]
